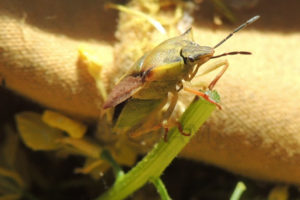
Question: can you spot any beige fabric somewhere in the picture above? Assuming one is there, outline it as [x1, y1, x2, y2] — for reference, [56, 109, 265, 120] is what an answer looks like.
[181, 28, 300, 184]
[1, 0, 300, 184]
[0, 12, 113, 120]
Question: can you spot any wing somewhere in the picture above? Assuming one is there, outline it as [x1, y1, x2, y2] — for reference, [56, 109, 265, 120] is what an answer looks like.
[103, 75, 144, 109]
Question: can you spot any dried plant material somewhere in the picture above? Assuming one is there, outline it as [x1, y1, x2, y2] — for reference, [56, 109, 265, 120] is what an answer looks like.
[78, 45, 108, 100]
[42, 110, 87, 139]
[213, 14, 223, 25]
[106, 3, 166, 34]
[78, 45, 105, 75]
[15, 112, 64, 151]
[211, 0, 236, 22]
[177, 9, 194, 33]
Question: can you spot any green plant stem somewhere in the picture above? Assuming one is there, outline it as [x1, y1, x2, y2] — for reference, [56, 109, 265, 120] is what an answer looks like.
[150, 177, 171, 200]
[230, 181, 247, 200]
[96, 98, 216, 200]
[101, 149, 124, 181]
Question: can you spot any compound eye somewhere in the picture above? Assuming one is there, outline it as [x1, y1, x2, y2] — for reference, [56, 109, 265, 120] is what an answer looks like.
[188, 56, 195, 62]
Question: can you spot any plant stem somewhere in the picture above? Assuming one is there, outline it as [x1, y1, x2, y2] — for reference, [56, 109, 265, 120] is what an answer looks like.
[101, 150, 124, 181]
[230, 181, 247, 200]
[150, 177, 171, 200]
[96, 98, 216, 200]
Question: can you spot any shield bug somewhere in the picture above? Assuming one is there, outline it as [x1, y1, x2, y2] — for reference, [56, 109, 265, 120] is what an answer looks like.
[103, 15, 260, 138]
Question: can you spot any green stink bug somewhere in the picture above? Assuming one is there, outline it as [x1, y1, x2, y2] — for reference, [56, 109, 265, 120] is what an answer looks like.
[103, 16, 260, 138]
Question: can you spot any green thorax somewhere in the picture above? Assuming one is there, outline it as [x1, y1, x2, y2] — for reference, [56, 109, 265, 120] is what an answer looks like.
[130, 29, 214, 99]
[132, 37, 194, 99]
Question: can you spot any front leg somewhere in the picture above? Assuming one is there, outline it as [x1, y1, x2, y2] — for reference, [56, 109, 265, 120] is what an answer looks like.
[196, 59, 229, 90]
[162, 92, 178, 120]
[183, 59, 229, 109]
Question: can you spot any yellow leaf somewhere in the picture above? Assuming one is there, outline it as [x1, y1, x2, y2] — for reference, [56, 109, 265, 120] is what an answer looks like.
[268, 185, 289, 200]
[42, 110, 87, 138]
[57, 137, 102, 158]
[15, 112, 64, 151]
[75, 158, 110, 180]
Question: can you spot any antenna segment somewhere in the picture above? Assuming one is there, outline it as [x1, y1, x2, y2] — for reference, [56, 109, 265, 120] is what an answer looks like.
[213, 15, 260, 49]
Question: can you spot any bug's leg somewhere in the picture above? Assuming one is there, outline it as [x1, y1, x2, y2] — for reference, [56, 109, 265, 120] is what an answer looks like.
[183, 87, 222, 109]
[132, 123, 171, 142]
[129, 123, 171, 142]
[161, 92, 178, 141]
[175, 122, 191, 136]
[129, 124, 162, 138]
[162, 92, 178, 119]
[183, 59, 229, 109]
[196, 59, 229, 90]
[187, 63, 201, 81]
[162, 92, 189, 141]
[163, 126, 169, 142]
[162, 121, 191, 142]
[207, 60, 229, 90]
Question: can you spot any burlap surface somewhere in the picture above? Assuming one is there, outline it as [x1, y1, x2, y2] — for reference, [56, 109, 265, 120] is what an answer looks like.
[1, 0, 300, 184]
[0, 4, 114, 120]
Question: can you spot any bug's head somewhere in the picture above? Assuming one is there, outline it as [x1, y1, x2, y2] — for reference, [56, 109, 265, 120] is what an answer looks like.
[180, 43, 214, 65]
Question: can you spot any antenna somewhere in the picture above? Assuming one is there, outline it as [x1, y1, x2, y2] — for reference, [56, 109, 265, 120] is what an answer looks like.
[214, 15, 260, 49]
[211, 51, 251, 59]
